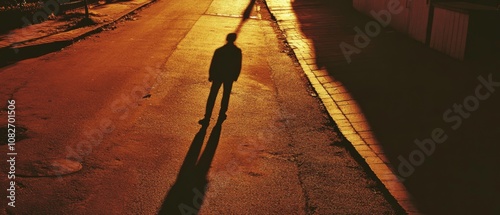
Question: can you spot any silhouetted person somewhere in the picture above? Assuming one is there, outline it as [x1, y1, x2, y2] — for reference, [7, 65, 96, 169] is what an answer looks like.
[199, 33, 242, 126]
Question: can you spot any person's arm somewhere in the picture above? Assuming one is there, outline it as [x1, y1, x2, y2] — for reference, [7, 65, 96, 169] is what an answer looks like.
[234, 49, 242, 81]
[208, 50, 219, 82]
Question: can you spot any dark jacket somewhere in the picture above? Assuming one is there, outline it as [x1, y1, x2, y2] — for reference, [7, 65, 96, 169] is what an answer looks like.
[209, 43, 242, 82]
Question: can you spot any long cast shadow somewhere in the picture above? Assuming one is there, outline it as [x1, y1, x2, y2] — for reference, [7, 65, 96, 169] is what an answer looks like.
[235, 0, 256, 33]
[158, 124, 223, 215]
[291, 0, 500, 214]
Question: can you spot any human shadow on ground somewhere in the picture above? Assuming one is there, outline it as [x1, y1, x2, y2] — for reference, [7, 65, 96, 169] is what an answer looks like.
[291, 0, 500, 214]
[235, 0, 256, 33]
[158, 123, 223, 215]
[198, 33, 242, 126]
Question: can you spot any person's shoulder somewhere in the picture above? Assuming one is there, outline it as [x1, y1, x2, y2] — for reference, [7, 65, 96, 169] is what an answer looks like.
[215, 46, 224, 51]
[220, 44, 241, 53]
[213, 46, 225, 55]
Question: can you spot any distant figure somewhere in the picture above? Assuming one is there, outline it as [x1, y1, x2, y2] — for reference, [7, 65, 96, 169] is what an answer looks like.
[199, 33, 242, 126]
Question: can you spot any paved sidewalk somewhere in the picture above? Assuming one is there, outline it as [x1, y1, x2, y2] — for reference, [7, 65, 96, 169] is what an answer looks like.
[266, 0, 500, 214]
[0, 0, 155, 65]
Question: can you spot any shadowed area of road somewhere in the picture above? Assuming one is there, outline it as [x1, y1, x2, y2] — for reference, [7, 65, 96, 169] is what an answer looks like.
[290, 0, 500, 214]
[159, 124, 222, 215]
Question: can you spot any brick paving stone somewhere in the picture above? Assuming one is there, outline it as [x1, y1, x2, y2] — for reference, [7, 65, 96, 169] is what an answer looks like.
[266, 0, 421, 213]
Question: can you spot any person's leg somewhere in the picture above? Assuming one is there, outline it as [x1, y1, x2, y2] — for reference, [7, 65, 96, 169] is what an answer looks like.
[201, 81, 222, 124]
[218, 81, 234, 120]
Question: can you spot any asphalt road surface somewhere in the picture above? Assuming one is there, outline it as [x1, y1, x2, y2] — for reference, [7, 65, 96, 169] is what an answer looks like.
[0, 0, 401, 214]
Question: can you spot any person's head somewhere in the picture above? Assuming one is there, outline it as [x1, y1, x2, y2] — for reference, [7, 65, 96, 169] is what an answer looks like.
[226, 33, 237, 43]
